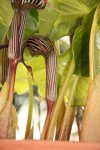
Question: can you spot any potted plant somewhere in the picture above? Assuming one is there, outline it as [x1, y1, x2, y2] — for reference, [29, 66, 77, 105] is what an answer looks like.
[0, 0, 100, 149]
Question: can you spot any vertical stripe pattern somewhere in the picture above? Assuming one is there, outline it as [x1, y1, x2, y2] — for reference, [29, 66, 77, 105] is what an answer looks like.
[8, 8, 27, 60]
[45, 47, 57, 101]
[9, 0, 46, 59]
[24, 35, 57, 101]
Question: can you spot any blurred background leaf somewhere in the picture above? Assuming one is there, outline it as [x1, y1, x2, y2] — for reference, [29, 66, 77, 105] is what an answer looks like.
[0, 0, 13, 26]
[72, 9, 95, 76]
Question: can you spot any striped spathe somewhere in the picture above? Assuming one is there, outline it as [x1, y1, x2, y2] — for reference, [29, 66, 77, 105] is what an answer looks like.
[11, 0, 46, 9]
[24, 35, 57, 101]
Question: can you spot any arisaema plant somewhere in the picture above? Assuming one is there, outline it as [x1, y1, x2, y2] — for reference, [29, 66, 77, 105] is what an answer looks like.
[0, 0, 100, 143]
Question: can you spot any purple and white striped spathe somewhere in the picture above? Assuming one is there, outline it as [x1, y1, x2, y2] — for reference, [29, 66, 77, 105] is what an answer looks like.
[24, 35, 57, 101]
[11, 0, 46, 9]
[24, 36, 53, 56]
[8, 0, 46, 60]
[8, 8, 27, 60]
[46, 47, 57, 101]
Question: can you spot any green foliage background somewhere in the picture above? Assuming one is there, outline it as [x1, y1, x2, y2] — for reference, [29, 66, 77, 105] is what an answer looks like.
[0, 0, 100, 106]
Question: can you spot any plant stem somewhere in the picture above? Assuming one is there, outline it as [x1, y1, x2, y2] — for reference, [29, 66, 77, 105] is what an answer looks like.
[8, 59, 17, 103]
[25, 79, 34, 139]
[40, 100, 55, 140]
[1, 59, 18, 138]
[41, 46, 57, 140]
[89, 6, 99, 82]
[5, 6, 27, 138]
[55, 99, 65, 140]
[46, 58, 75, 140]
[58, 76, 79, 140]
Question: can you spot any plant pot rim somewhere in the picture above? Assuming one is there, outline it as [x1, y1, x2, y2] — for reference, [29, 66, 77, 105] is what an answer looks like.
[0, 140, 100, 150]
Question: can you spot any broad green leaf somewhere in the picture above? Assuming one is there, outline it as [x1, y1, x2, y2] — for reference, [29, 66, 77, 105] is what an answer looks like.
[74, 77, 89, 106]
[81, 0, 100, 10]
[39, 0, 60, 36]
[64, 75, 89, 106]
[15, 56, 45, 96]
[24, 9, 39, 40]
[15, 62, 33, 95]
[15, 79, 29, 95]
[23, 48, 33, 61]
[28, 56, 46, 97]
[0, 1, 12, 42]
[0, 17, 7, 26]
[49, 0, 91, 40]
[58, 49, 72, 76]
[60, 0, 89, 16]
[90, 6, 100, 75]
[56, 47, 73, 94]
[72, 9, 95, 76]
[0, 0, 13, 26]
[49, 15, 80, 41]
[0, 23, 8, 43]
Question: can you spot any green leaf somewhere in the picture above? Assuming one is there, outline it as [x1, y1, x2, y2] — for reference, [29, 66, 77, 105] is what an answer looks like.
[72, 9, 95, 76]
[27, 0, 98, 42]
[39, 0, 60, 36]
[0, 0, 13, 26]
[30, 56, 46, 97]
[49, 0, 91, 41]
[58, 49, 72, 76]
[91, 6, 100, 75]
[24, 9, 39, 40]
[49, 15, 80, 41]
[0, 23, 8, 43]
[15, 56, 46, 96]
[81, 0, 100, 10]
[60, 0, 89, 16]
[15, 62, 33, 95]
[74, 77, 89, 106]
[55, 49, 73, 100]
